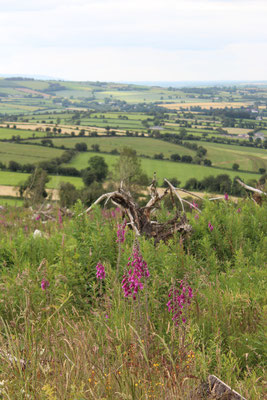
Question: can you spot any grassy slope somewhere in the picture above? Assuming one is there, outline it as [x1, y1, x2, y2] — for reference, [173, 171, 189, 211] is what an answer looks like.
[0, 171, 83, 189]
[0, 127, 45, 140]
[195, 141, 267, 171]
[32, 137, 195, 158]
[68, 152, 260, 185]
[0, 142, 64, 165]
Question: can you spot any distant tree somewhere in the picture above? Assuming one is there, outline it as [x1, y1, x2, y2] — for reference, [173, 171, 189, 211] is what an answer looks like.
[170, 153, 181, 162]
[154, 153, 164, 160]
[19, 168, 49, 205]
[179, 128, 187, 139]
[80, 182, 104, 207]
[196, 146, 207, 158]
[0, 161, 6, 170]
[110, 149, 119, 155]
[59, 182, 79, 207]
[91, 144, 100, 152]
[184, 178, 199, 190]
[75, 142, 87, 152]
[232, 163, 239, 171]
[181, 155, 193, 164]
[88, 156, 108, 182]
[203, 159, 212, 166]
[113, 147, 149, 190]
[41, 139, 54, 147]
[82, 169, 96, 187]
[79, 129, 86, 136]
[9, 160, 20, 172]
[259, 168, 266, 175]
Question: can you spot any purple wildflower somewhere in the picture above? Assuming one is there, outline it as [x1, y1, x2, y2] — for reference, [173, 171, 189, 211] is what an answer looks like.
[167, 280, 193, 326]
[58, 209, 63, 225]
[190, 201, 198, 209]
[194, 214, 199, 220]
[224, 193, 229, 201]
[116, 220, 127, 243]
[41, 279, 50, 291]
[121, 246, 149, 300]
[96, 263, 105, 280]
[208, 222, 214, 232]
[237, 208, 241, 213]
[35, 215, 41, 221]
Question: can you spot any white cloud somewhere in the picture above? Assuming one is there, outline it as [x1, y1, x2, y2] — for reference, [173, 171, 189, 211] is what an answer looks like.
[0, 0, 266, 80]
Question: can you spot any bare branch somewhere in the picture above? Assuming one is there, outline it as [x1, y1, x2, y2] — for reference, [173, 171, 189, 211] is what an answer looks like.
[164, 178, 185, 213]
[173, 187, 204, 201]
[236, 179, 267, 196]
[209, 196, 225, 201]
[86, 192, 115, 213]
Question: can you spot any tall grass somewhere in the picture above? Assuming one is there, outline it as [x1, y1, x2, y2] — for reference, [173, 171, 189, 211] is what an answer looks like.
[0, 199, 266, 399]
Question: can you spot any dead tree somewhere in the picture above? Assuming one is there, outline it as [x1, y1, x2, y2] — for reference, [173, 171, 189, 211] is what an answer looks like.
[86, 179, 192, 244]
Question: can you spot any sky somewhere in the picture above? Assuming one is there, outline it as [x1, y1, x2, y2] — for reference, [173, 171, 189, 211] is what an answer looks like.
[0, 0, 266, 82]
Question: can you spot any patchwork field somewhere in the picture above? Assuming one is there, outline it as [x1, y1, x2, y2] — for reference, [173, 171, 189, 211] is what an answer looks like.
[162, 102, 253, 110]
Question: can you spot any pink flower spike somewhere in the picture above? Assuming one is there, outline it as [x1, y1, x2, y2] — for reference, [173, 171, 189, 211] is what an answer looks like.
[208, 222, 214, 232]
[96, 263, 105, 280]
[224, 193, 229, 201]
[41, 279, 49, 291]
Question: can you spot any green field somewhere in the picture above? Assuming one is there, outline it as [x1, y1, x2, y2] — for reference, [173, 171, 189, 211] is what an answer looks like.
[195, 141, 267, 171]
[0, 171, 83, 189]
[32, 137, 195, 158]
[0, 142, 64, 166]
[44, 135, 266, 173]
[0, 196, 23, 206]
[68, 152, 261, 186]
[0, 127, 44, 140]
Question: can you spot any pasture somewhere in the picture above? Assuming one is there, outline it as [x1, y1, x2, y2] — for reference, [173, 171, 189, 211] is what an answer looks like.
[194, 141, 267, 171]
[0, 171, 83, 190]
[68, 152, 261, 186]
[0, 127, 44, 140]
[32, 137, 195, 158]
[0, 142, 64, 166]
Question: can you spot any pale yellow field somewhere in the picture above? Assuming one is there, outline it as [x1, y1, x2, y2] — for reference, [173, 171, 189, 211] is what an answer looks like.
[0, 122, 126, 136]
[226, 127, 251, 135]
[162, 102, 251, 110]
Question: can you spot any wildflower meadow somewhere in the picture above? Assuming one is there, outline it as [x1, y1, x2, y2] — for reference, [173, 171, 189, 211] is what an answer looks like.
[0, 198, 266, 399]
